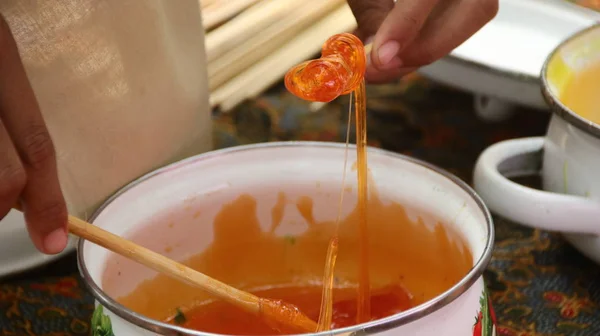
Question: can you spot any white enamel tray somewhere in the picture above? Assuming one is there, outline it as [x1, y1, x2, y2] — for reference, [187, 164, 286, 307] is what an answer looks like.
[419, 0, 600, 121]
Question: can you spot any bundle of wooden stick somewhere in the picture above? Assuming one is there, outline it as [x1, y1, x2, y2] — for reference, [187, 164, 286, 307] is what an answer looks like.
[200, 0, 358, 112]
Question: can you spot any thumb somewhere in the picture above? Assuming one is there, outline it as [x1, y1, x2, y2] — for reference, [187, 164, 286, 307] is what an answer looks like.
[347, 0, 395, 41]
[370, 0, 439, 70]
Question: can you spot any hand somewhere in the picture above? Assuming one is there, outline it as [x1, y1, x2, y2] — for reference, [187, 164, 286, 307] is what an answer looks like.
[348, 0, 498, 83]
[0, 16, 68, 254]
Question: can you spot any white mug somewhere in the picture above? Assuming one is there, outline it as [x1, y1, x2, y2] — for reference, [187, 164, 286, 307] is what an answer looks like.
[473, 24, 600, 264]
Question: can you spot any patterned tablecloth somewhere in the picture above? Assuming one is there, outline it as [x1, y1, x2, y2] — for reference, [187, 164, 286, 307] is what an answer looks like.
[2, 1, 600, 335]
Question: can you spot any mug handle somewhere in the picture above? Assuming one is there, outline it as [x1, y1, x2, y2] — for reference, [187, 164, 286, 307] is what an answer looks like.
[473, 95, 516, 123]
[473, 137, 600, 235]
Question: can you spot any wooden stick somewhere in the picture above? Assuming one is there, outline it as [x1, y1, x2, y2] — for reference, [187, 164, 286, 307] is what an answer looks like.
[11, 204, 318, 332]
[202, 0, 263, 30]
[200, 0, 220, 10]
[205, 0, 299, 63]
[309, 102, 328, 113]
[208, 0, 345, 90]
[207, 0, 327, 87]
[210, 4, 357, 111]
[67, 215, 259, 311]
[74, 215, 318, 332]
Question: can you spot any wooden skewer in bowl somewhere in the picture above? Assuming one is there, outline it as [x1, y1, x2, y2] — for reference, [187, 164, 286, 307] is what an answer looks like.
[13, 208, 317, 333]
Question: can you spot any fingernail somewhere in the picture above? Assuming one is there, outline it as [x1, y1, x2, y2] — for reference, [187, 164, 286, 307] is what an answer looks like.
[377, 41, 400, 66]
[43, 227, 68, 254]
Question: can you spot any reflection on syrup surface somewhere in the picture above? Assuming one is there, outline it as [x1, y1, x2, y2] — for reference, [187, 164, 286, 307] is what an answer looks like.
[116, 191, 472, 335]
[175, 285, 411, 334]
[560, 60, 600, 125]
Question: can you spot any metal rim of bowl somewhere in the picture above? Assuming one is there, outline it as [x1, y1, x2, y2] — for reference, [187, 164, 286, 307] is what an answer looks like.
[77, 141, 495, 336]
[541, 23, 600, 139]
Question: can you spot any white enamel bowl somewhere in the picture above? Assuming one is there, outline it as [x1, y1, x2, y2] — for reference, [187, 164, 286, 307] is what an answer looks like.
[79, 142, 495, 335]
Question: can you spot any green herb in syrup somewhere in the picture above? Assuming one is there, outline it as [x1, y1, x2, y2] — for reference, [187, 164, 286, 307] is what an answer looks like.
[174, 307, 187, 325]
[91, 306, 115, 336]
[283, 235, 297, 245]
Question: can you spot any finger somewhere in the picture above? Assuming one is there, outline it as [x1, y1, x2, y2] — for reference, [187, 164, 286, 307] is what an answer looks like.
[365, 66, 417, 84]
[347, 0, 395, 41]
[371, 0, 440, 70]
[0, 120, 26, 220]
[365, 66, 402, 84]
[0, 18, 68, 254]
[399, 0, 498, 67]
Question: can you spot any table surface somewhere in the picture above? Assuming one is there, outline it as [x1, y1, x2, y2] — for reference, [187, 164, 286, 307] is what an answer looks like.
[2, 2, 600, 335]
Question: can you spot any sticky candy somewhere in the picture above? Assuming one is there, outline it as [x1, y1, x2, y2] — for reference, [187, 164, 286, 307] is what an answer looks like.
[284, 33, 366, 103]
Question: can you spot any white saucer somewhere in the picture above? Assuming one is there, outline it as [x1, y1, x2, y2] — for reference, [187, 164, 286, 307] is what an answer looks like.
[419, 0, 600, 120]
[0, 209, 76, 278]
